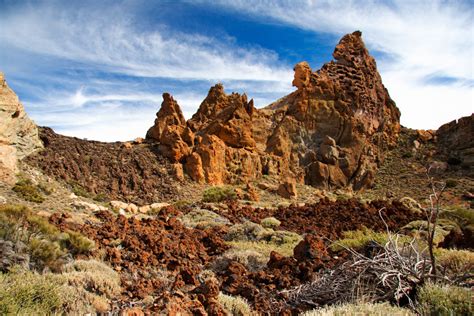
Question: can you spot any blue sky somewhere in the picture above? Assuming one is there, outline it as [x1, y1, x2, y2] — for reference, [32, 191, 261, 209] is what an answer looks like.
[0, 0, 473, 141]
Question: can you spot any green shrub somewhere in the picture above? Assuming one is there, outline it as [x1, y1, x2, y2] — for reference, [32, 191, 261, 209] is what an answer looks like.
[65, 230, 95, 255]
[173, 200, 193, 209]
[28, 237, 65, 271]
[70, 182, 91, 198]
[12, 179, 45, 203]
[218, 293, 253, 316]
[440, 207, 474, 229]
[0, 270, 64, 315]
[0, 205, 94, 270]
[445, 179, 458, 188]
[202, 186, 236, 203]
[330, 227, 413, 252]
[301, 302, 415, 315]
[181, 209, 230, 229]
[435, 248, 474, 276]
[93, 193, 108, 203]
[402, 220, 461, 246]
[0, 204, 30, 240]
[417, 283, 472, 315]
[261, 217, 281, 229]
[225, 221, 302, 257]
[27, 215, 61, 237]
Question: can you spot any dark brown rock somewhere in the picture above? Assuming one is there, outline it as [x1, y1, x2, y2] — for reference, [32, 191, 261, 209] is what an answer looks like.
[436, 114, 474, 168]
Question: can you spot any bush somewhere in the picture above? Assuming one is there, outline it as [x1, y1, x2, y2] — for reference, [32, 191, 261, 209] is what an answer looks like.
[440, 207, 474, 229]
[218, 293, 253, 316]
[402, 220, 461, 246]
[435, 248, 474, 277]
[330, 227, 412, 252]
[0, 270, 65, 315]
[64, 230, 95, 255]
[93, 193, 108, 203]
[225, 221, 302, 257]
[225, 221, 267, 242]
[445, 179, 458, 188]
[12, 179, 45, 203]
[181, 209, 230, 229]
[70, 182, 91, 198]
[261, 217, 281, 229]
[0, 204, 94, 271]
[202, 186, 236, 203]
[61, 260, 121, 298]
[28, 237, 66, 271]
[417, 283, 472, 315]
[301, 302, 415, 315]
[213, 249, 268, 272]
[0, 261, 121, 315]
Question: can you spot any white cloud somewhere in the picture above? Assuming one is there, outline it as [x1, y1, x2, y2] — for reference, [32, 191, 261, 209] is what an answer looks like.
[209, 0, 474, 129]
[0, 1, 291, 82]
[0, 1, 296, 141]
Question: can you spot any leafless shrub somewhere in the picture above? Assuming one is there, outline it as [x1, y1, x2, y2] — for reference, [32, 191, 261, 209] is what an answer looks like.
[283, 224, 432, 309]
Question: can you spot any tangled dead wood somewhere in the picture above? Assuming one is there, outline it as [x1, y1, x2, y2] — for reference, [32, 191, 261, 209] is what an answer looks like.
[282, 209, 443, 310]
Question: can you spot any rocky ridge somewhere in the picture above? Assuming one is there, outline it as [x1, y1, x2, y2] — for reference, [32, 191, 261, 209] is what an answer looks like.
[0, 73, 42, 184]
[147, 31, 401, 190]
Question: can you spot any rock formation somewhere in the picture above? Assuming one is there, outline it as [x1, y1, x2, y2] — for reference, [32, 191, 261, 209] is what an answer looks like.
[436, 114, 474, 168]
[146, 31, 401, 190]
[0, 72, 42, 184]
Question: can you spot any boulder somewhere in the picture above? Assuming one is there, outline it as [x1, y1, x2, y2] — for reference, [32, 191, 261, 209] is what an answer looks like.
[277, 178, 297, 199]
[72, 200, 107, 212]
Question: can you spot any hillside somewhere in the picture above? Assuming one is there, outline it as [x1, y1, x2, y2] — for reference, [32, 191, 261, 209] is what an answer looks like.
[0, 31, 472, 315]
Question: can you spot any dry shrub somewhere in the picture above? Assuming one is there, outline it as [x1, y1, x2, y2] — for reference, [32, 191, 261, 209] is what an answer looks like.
[435, 248, 474, 284]
[181, 209, 230, 229]
[202, 186, 236, 202]
[402, 219, 461, 246]
[0, 261, 119, 314]
[417, 282, 472, 315]
[61, 259, 121, 298]
[225, 221, 302, 257]
[301, 302, 415, 316]
[330, 227, 412, 252]
[218, 293, 253, 316]
[284, 233, 431, 308]
[212, 249, 268, 272]
[261, 216, 281, 229]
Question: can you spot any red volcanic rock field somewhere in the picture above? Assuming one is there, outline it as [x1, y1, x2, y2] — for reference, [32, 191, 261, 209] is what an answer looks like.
[49, 199, 421, 314]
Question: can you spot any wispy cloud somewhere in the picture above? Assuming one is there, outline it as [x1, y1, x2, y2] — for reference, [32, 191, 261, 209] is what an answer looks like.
[208, 0, 474, 129]
[0, 0, 294, 141]
[0, 1, 291, 82]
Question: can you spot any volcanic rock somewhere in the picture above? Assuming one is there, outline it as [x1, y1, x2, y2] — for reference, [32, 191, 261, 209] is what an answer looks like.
[0, 72, 42, 184]
[277, 178, 298, 199]
[27, 127, 180, 204]
[436, 114, 474, 168]
[147, 31, 400, 190]
[146, 93, 193, 162]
